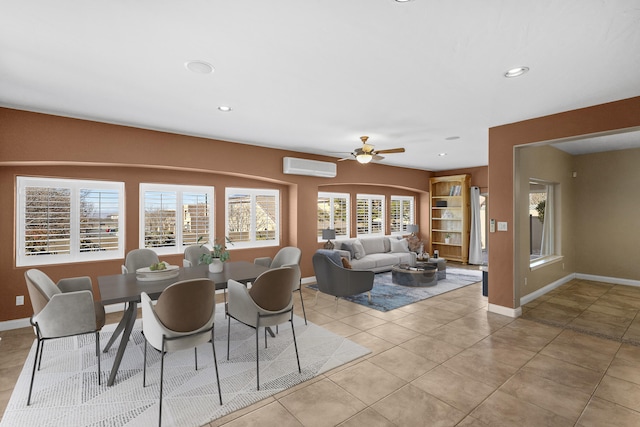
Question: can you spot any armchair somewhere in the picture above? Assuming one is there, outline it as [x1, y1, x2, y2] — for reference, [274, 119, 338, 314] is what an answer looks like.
[226, 267, 301, 390]
[254, 246, 306, 324]
[312, 251, 374, 308]
[24, 269, 105, 405]
[141, 278, 222, 426]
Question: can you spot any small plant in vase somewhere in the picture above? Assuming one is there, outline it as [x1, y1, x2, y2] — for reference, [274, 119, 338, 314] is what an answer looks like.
[197, 236, 232, 272]
[444, 233, 451, 244]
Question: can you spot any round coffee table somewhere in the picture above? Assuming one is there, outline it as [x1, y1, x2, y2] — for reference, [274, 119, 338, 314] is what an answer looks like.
[391, 264, 438, 287]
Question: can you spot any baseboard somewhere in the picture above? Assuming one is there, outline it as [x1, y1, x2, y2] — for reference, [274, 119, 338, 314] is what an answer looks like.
[488, 303, 522, 318]
[302, 276, 316, 285]
[520, 273, 576, 306]
[575, 273, 640, 288]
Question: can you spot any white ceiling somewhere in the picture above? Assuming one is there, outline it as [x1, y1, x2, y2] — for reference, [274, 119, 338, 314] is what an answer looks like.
[1, 0, 639, 171]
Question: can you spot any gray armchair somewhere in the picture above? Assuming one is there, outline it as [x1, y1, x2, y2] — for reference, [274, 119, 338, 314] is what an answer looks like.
[24, 269, 105, 405]
[312, 250, 374, 308]
[254, 246, 306, 324]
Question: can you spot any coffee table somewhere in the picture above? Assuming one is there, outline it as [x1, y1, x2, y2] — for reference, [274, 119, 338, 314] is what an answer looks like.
[391, 263, 438, 287]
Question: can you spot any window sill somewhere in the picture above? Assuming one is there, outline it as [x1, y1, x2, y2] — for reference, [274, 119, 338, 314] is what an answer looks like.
[530, 255, 563, 271]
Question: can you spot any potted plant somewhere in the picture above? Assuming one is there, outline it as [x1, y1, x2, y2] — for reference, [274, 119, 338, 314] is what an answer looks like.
[198, 236, 232, 272]
[444, 233, 451, 244]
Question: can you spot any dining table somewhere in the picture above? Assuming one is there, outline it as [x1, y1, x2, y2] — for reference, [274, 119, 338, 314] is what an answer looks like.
[98, 260, 270, 386]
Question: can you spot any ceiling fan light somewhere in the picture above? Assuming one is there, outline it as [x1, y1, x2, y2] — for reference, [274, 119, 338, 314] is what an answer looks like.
[356, 153, 373, 164]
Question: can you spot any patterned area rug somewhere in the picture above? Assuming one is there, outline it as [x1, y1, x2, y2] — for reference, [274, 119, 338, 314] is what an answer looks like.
[310, 267, 482, 312]
[0, 306, 370, 427]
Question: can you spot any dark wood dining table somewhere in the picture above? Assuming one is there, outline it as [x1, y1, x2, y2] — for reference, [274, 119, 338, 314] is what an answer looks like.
[98, 261, 269, 386]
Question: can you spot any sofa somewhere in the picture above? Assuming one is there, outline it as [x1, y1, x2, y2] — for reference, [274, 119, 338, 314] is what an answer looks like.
[330, 235, 416, 273]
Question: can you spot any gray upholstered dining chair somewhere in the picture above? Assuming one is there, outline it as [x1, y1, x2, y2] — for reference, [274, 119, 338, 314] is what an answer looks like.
[254, 246, 306, 324]
[226, 267, 301, 390]
[183, 245, 211, 267]
[121, 248, 159, 274]
[312, 250, 374, 308]
[141, 278, 222, 426]
[24, 269, 105, 405]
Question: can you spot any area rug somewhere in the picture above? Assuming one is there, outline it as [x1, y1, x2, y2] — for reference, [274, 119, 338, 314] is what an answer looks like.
[0, 305, 370, 427]
[310, 267, 482, 312]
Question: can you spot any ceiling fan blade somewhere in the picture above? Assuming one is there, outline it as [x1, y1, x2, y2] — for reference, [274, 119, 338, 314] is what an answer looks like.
[373, 155, 385, 161]
[337, 157, 353, 162]
[375, 147, 405, 154]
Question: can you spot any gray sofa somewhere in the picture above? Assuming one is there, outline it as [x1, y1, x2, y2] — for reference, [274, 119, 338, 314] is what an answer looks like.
[331, 235, 416, 273]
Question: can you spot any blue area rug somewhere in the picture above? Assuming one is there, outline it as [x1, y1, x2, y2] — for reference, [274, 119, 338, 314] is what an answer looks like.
[309, 267, 482, 312]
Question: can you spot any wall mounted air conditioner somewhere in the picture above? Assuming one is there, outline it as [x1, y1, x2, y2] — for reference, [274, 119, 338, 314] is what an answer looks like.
[283, 157, 337, 178]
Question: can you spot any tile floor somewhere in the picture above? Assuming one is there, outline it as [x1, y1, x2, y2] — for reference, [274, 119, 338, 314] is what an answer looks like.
[3, 274, 640, 426]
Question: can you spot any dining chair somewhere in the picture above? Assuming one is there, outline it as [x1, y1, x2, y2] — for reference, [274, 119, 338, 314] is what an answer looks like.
[254, 246, 306, 324]
[24, 269, 105, 405]
[122, 248, 159, 274]
[141, 278, 222, 426]
[183, 245, 211, 267]
[226, 267, 301, 390]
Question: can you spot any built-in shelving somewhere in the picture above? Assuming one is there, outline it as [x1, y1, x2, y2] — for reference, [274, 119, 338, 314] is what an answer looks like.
[429, 174, 471, 263]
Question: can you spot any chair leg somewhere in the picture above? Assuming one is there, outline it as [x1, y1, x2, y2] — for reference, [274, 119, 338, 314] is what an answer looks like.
[194, 347, 198, 371]
[27, 337, 41, 405]
[143, 339, 148, 387]
[226, 315, 231, 360]
[37, 340, 44, 370]
[334, 296, 339, 311]
[255, 325, 260, 391]
[210, 329, 222, 405]
[264, 327, 268, 348]
[159, 337, 166, 427]
[96, 332, 101, 385]
[368, 291, 372, 303]
[290, 312, 301, 373]
[297, 287, 308, 325]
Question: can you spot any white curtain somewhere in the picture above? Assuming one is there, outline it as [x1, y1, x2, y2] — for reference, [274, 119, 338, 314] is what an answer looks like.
[540, 185, 554, 256]
[469, 186, 483, 265]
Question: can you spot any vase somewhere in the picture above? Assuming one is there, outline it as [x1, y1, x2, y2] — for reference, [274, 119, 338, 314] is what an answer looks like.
[444, 237, 450, 244]
[208, 259, 223, 273]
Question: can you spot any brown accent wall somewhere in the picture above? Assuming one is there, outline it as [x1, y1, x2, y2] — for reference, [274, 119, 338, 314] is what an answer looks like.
[1, 107, 435, 322]
[488, 96, 640, 310]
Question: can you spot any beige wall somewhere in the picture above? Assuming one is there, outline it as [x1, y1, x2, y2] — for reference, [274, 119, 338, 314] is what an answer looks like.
[515, 145, 575, 300]
[574, 147, 640, 279]
[489, 96, 640, 310]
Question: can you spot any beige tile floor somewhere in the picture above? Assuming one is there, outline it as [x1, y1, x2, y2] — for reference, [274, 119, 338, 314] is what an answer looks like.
[3, 274, 640, 426]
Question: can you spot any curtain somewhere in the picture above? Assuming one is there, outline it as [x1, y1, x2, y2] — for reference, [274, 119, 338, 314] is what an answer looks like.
[540, 185, 554, 256]
[469, 186, 483, 265]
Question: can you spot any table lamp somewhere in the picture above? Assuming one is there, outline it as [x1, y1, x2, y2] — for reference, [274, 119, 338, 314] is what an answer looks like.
[322, 228, 336, 249]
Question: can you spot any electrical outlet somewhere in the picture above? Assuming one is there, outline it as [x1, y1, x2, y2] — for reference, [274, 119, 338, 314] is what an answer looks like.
[16, 295, 24, 306]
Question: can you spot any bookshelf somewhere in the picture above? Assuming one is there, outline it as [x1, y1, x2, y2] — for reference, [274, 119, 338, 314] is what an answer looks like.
[429, 174, 471, 263]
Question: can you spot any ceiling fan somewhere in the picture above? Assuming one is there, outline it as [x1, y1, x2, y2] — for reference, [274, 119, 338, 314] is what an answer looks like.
[337, 136, 406, 164]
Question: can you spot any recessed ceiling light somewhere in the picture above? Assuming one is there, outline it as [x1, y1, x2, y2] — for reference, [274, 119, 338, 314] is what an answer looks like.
[395, 0, 413, 2]
[218, 106, 232, 112]
[185, 60, 214, 74]
[504, 66, 529, 78]
[445, 136, 460, 141]
[438, 152, 447, 157]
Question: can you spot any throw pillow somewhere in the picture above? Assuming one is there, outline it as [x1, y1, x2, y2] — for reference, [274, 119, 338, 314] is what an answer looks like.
[341, 242, 355, 259]
[352, 239, 366, 260]
[390, 238, 409, 253]
[341, 257, 352, 269]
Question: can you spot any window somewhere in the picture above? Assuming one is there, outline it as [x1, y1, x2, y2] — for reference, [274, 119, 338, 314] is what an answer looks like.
[356, 194, 385, 236]
[529, 180, 558, 266]
[140, 184, 214, 255]
[390, 196, 414, 234]
[17, 177, 124, 266]
[226, 188, 279, 248]
[317, 192, 350, 240]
